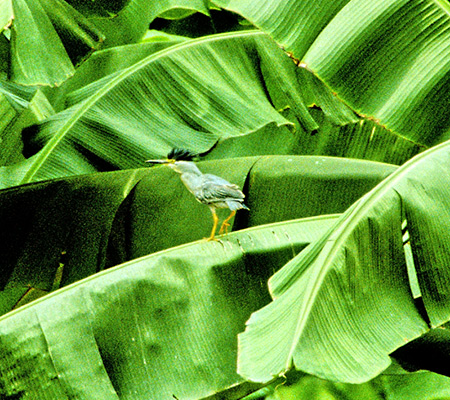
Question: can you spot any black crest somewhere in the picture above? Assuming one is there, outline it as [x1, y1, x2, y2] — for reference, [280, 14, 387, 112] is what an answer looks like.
[167, 148, 198, 161]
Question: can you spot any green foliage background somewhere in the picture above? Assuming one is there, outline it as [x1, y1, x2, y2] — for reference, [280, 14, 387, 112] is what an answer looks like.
[1, 0, 450, 399]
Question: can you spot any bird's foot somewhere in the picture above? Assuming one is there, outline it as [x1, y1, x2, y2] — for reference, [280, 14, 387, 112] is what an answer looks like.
[219, 222, 230, 235]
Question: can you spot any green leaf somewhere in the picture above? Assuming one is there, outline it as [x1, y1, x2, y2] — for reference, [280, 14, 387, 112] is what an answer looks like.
[0, 156, 394, 314]
[241, 155, 397, 226]
[212, 0, 349, 59]
[238, 139, 450, 384]
[0, 0, 12, 31]
[2, 30, 417, 189]
[91, 0, 210, 46]
[0, 214, 336, 399]
[10, 0, 104, 86]
[381, 372, 450, 400]
[47, 37, 190, 110]
[0, 86, 54, 166]
[3, 32, 297, 187]
[216, 0, 450, 147]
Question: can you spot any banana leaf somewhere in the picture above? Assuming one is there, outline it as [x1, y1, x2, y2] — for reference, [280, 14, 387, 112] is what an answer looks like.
[90, 0, 210, 47]
[238, 139, 450, 383]
[0, 156, 395, 315]
[48, 36, 190, 110]
[6, 0, 210, 86]
[0, 214, 337, 399]
[215, 0, 450, 147]
[10, 0, 104, 86]
[0, 86, 54, 166]
[381, 371, 450, 400]
[1, 31, 417, 189]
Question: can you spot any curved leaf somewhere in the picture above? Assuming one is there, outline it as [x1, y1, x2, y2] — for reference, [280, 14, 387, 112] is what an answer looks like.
[91, 0, 210, 47]
[0, 214, 337, 399]
[216, 0, 450, 147]
[11, 0, 104, 85]
[0, 156, 394, 315]
[3, 32, 299, 187]
[48, 38, 190, 110]
[2, 30, 418, 188]
[238, 139, 450, 383]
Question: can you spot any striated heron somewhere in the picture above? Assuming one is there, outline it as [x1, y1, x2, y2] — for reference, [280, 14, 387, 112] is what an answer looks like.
[146, 149, 249, 241]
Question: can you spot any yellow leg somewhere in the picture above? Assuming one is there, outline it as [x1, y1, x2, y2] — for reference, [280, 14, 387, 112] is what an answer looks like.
[206, 209, 219, 241]
[219, 210, 236, 235]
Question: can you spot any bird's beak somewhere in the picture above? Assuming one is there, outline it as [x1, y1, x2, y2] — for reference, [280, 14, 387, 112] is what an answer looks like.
[145, 159, 175, 165]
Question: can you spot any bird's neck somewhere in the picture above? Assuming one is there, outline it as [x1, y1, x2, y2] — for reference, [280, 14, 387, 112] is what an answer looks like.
[180, 172, 202, 194]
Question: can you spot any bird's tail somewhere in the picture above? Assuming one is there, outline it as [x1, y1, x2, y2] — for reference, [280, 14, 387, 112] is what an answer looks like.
[227, 201, 249, 211]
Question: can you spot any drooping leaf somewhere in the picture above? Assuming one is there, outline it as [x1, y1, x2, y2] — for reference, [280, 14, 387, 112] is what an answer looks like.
[1, 31, 417, 189]
[91, 0, 210, 47]
[238, 139, 450, 383]
[216, 0, 450, 147]
[149, 7, 252, 39]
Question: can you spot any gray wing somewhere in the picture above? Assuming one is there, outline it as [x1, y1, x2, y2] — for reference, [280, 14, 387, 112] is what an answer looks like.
[195, 173, 246, 208]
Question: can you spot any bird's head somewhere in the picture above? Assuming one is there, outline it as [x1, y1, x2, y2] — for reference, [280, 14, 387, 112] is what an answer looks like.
[145, 148, 201, 175]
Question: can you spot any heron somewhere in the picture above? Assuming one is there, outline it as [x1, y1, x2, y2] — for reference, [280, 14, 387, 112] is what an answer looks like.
[146, 149, 249, 241]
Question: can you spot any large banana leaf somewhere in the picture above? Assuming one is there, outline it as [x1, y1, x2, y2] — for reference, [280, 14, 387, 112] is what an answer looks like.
[1, 31, 418, 189]
[216, 0, 450, 147]
[0, 156, 395, 316]
[0, 214, 337, 399]
[238, 139, 450, 383]
[5, 0, 210, 86]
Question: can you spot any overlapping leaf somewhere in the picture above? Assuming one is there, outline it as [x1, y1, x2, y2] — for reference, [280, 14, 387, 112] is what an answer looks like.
[90, 0, 210, 46]
[0, 155, 395, 315]
[0, 32, 300, 188]
[217, 0, 450, 147]
[0, 214, 337, 399]
[10, 0, 104, 85]
[1, 30, 419, 189]
[238, 139, 450, 383]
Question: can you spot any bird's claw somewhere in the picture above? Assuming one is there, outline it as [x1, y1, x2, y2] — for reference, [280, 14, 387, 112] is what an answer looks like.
[204, 236, 223, 246]
[219, 222, 230, 235]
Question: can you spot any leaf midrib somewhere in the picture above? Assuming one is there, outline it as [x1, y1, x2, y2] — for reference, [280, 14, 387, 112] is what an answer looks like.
[20, 30, 268, 184]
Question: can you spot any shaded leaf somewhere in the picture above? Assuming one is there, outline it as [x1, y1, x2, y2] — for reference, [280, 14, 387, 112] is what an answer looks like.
[0, 156, 394, 314]
[91, 0, 210, 47]
[391, 326, 450, 377]
[381, 371, 450, 400]
[0, 86, 54, 166]
[0, 214, 337, 399]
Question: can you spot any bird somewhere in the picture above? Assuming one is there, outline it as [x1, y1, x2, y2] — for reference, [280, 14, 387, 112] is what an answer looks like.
[146, 148, 249, 241]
